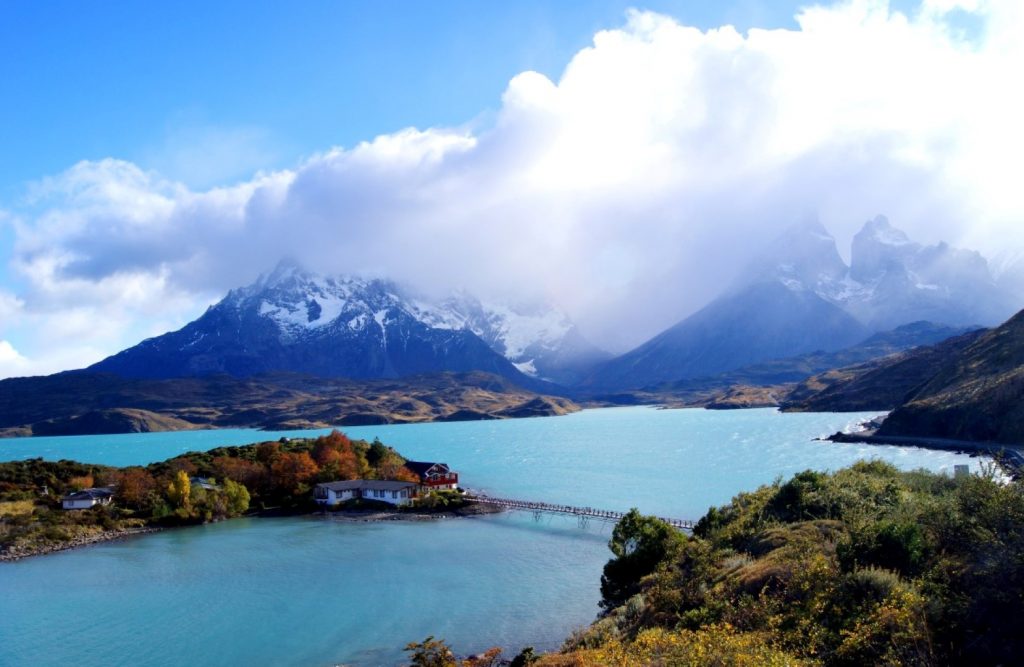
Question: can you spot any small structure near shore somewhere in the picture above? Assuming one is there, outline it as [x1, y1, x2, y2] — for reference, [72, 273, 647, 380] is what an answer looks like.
[61, 487, 114, 510]
[404, 461, 459, 490]
[314, 480, 418, 507]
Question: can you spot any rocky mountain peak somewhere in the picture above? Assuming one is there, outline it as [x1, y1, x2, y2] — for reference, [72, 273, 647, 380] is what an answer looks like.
[90, 263, 605, 385]
[739, 218, 848, 292]
[850, 215, 921, 283]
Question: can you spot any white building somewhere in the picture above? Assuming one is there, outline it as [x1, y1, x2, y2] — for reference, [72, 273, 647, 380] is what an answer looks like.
[314, 480, 418, 507]
[61, 487, 114, 510]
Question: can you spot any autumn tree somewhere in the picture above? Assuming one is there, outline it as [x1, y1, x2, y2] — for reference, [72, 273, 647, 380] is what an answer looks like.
[115, 467, 156, 508]
[391, 461, 422, 484]
[270, 451, 320, 494]
[313, 444, 342, 468]
[67, 474, 94, 491]
[256, 441, 282, 465]
[213, 456, 266, 490]
[168, 457, 198, 476]
[166, 470, 192, 518]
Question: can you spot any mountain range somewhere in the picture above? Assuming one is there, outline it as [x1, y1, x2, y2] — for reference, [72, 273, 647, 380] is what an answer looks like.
[2, 214, 1020, 438]
[88, 215, 1012, 395]
[583, 216, 1017, 389]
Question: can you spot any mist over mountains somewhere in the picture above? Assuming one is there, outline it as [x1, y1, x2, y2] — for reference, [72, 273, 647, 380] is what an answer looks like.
[82, 216, 1020, 393]
[585, 216, 1018, 388]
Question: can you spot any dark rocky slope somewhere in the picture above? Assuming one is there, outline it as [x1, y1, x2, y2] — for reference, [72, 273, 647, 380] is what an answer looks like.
[784, 306, 1024, 444]
[782, 329, 987, 412]
[878, 309, 1024, 443]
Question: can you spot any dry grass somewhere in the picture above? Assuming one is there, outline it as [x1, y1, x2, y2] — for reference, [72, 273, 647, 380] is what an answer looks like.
[0, 500, 35, 517]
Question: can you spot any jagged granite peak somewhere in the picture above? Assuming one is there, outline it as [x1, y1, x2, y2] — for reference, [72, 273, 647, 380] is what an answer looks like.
[849, 215, 918, 282]
[584, 216, 1016, 391]
[741, 218, 847, 287]
[89, 261, 602, 385]
[746, 216, 1014, 331]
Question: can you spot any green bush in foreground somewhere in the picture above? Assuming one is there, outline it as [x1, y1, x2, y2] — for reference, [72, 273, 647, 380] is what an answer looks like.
[549, 460, 1023, 666]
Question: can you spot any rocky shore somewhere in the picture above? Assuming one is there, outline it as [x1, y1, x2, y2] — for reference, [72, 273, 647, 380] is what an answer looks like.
[2, 502, 505, 563]
[318, 501, 505, 523]
[0, 526, 164, 563]
[825, 424, 1024, 478]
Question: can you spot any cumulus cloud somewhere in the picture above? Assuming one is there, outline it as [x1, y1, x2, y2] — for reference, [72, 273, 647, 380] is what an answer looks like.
[3, 0, 1024, 377]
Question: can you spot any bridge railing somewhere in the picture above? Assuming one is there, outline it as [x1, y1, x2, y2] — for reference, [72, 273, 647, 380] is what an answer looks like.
[467, 494, 694, 530]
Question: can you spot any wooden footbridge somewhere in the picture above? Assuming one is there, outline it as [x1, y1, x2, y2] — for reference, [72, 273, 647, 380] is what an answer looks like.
[467, 494, 696, 531]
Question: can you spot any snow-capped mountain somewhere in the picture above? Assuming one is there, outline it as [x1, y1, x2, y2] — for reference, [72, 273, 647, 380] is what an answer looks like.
[754, 216, 1015, 331]
[419, 292, 609, 384]
[584, 216, 1018, 389]
[89, 261, 602, 385]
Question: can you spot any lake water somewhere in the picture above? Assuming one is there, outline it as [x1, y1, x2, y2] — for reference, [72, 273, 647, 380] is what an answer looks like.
[0, 407, 986, 666]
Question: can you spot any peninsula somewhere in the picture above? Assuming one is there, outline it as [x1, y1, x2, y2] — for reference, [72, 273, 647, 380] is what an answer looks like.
[0, 430, 478, 561]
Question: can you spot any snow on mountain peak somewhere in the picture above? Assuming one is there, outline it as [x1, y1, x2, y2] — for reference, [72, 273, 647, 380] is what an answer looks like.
[216, 264, 600, 381]
[862, 215, 913, 247]
[746, 216, 1014, 331]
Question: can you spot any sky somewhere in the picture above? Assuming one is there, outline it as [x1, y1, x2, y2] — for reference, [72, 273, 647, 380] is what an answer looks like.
[1, 0, 1022, 378]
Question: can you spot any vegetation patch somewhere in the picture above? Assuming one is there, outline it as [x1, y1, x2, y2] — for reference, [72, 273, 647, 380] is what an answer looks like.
[413, 460, 1024, 666]
[0, 430, 422, 560]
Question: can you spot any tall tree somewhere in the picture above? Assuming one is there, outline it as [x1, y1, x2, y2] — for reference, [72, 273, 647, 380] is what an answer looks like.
[600, 509, 684, 610]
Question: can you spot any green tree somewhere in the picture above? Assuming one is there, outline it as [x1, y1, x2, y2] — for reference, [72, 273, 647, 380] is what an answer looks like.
[600, 509, 685, 610]
[404, 636, 456, 667]
[222, 478, 251, 516]
[509, 646, 537, 667]
[367, 438, 389, 468]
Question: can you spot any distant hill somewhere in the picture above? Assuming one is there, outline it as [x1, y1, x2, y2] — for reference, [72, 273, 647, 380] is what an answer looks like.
[784, 306, 1024, 444]
[583, 280, 868, 389]
[878, 310, 1024, 443]
[0, 371, 579, 437]
[663, 321, 974, 392]
[782, 329, 987, 413]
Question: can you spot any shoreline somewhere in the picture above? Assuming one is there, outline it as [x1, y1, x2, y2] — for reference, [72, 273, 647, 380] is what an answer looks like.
[1, 502, 505, 563]
[317, 502, 505, 523]
[0, 526, 164, 563]
[825, 428, 1024, 477]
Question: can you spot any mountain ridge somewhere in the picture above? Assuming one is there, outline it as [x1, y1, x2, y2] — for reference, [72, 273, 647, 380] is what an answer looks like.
[88, 262, 604, 388]
[584, 216, 1016, 390]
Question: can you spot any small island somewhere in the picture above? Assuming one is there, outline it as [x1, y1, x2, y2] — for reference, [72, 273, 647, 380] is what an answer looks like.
[0, 430, 483, 561]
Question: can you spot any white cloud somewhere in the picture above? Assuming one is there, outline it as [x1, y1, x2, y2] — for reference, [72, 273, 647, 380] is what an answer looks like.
[0, 340, 30, 378]
[2, 0, 1024, 377]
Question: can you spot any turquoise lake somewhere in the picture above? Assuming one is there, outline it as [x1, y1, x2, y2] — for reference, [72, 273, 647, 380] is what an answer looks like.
[0, 407, 987, 666]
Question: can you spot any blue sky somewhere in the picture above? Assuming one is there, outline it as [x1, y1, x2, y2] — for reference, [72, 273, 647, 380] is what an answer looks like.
[0, 1, 823, 195]
[1, 0, 1018, 377]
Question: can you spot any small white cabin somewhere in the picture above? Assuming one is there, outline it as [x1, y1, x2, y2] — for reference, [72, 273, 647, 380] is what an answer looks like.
[61, 487, 114, 510]
[314, 480, 418, 507]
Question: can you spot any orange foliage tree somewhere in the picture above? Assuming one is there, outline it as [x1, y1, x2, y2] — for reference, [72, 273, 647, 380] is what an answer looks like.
[67, 474, 94, 491]
[115, 467, 156, 508]
[312, 430, 363, 481]
[270, 451, 320, 494]
[256, 441, 282, 465]
[213, 456, 266, 490]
